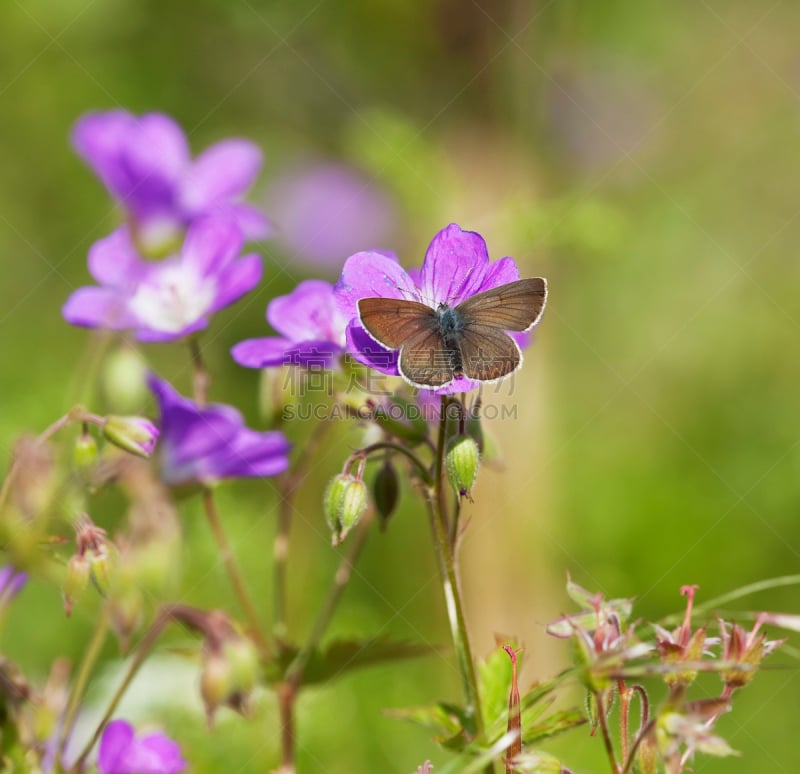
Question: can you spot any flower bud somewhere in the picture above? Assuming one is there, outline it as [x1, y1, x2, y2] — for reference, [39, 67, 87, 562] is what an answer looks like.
[87, 544, 113, 597]
[200, 635, 259, 724]
[445, 435, 480, 499]
[63, 554, 90, 616]
[73, 432, 98, 471]
[101, 346, 149, 414]
[324, 474, 368, 546]
[372, 461, 399, 529]
[103, 416, 159, 458]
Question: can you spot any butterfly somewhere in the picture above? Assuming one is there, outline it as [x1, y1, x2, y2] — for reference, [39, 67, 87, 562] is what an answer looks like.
[357, 277, 547, 389]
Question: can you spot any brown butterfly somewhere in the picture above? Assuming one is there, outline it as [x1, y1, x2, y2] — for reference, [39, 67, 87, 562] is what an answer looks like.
[357, 277, 547, 389]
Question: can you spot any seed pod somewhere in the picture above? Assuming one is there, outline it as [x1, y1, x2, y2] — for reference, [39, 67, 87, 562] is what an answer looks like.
[445, 435, 480, 500]
[372, 461, 399, 529]
[324, 474, 368, 546]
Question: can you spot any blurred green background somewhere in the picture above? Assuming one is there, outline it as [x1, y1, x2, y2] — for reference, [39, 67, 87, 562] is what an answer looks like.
[2, 0, 800, 771]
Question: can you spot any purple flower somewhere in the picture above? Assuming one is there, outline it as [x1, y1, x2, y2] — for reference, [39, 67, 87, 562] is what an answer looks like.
[265, 160, 397, 268]
[62, 217, 262, 342]
[73, 110, 268, 251]
[98, 719, 186, 774]
[0, 566, 27, 605]
[334, 223, 532, 394]
[148, 374, 290, 485]
[231, 279, 348, 369]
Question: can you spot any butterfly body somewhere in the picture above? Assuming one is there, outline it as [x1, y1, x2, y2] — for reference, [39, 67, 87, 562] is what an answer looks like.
[357, 277, 547, 390]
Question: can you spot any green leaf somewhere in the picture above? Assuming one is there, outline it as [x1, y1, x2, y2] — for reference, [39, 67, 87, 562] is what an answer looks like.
[386, 701, 471, 750]
[521, 708, 586, 745]
[266, 637, 440, 687]
[477, 644, 518, 731]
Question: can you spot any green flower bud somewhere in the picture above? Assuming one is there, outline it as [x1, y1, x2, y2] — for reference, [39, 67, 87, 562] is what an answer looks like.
[445, 435, 480, 499]
[372, 461, 399, 528]
[63, 554, 90, 616]
[73, 432, 98, 471]
[224, 637, 260, 694]
[324, 474, 368, 546]
[200, 651, 235, 724]
[101, 346, 149, 414]
[103, 416, 159, 458]
[87, 545, 113, 597]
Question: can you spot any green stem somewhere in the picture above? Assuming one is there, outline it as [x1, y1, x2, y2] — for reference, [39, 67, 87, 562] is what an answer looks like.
[202, 489, 271, 659]
[70, 607, 173, 771]
[348, 442, 433, 486]
[56, 611, 109, 766]
[428, 396, 484, 741]
[277, 512, 372, 771]
[274, 421, 333, 644]
[285, 511, 373, 686]
[595, 690, 621, 774]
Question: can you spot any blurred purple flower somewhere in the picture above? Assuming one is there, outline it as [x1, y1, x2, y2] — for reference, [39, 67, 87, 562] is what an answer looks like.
[0, 566, 27, 605]
[73, 110, 268, 251]
[148, 374, 290, 485]
[62, 217, 261, 342]
[334, 223, 530, 394]
[265, 160, 396, 268]
[231, 279, 348, 369]
[98, 719, 186, 774]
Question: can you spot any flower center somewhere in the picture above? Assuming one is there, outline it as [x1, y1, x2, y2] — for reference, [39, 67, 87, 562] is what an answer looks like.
[129, 262, 216, 333]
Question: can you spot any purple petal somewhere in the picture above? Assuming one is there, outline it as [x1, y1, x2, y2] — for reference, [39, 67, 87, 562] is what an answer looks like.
[98, 719, 135, 773]
[148, 376, 238, 468]
[220, 202, 271, 240]
[418, 223, 492, 306]
[266, 280, 343, 342]
[345, 321, 399, 376]
[209, 428, 291, 479]
[125, 113, 190, 186]
[120, 731, 186, 774]
[179, 139, 262, 214]
[87, 227, 146, 287]
[72, 111, 138, 195]
[209, 253, 262, 311]
[231, 337, 341, 368]
[62, 287, 137, 330]
[479, 255, 522, 290]
[181, 217, 244, 276]
[334, 251, 418, 322]
[231, 336, 294, 368]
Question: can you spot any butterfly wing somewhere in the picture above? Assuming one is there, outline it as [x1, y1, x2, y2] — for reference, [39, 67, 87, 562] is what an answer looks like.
[455, 278, 547, 331]
[398, 327, 455, 388]
[459, 324, 522, 382]
[358, 297, 436, 349]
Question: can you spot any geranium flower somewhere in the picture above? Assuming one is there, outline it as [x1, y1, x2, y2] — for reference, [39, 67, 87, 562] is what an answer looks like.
[148, 375, 290, 485]
[334, 223, 540, 394]
[62, 217, 261, 342]
[231, 279, 348, 369]
[73, 110, 268, 251]
[98, 719, 186, 774]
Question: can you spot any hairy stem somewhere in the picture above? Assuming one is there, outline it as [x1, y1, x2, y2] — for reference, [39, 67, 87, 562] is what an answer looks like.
[428, 396, 485, 744]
